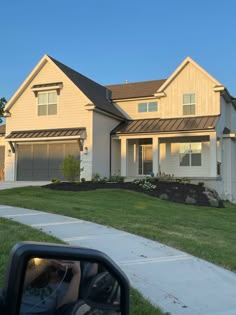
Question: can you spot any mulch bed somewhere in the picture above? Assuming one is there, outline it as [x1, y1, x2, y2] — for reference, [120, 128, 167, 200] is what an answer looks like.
[43, 180, 224, 208]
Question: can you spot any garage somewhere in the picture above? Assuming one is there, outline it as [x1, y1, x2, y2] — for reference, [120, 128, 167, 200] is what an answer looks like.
[17, 142, 80, 181]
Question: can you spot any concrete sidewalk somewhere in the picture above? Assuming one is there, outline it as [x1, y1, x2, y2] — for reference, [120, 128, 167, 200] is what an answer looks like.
[0, 205, 236, 315]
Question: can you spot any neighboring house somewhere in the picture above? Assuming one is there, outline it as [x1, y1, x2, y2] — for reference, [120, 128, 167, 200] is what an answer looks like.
[2, 55, 236, 201]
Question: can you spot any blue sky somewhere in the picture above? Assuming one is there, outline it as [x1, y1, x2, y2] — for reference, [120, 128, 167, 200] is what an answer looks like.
[1, 0, 236, 101]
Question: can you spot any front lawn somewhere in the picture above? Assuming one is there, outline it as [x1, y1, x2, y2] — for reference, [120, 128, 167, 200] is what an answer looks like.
[0, 187, 236, 271]
[0, 218, 164, 315]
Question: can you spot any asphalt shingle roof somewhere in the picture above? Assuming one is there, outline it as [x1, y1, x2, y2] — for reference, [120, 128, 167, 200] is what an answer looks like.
[48, 56, 125, 120]
[106, 79, 166, 100]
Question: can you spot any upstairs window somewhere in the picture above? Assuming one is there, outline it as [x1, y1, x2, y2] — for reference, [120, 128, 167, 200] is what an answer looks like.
[179, 142, 202, 166]
[183, 93, 195, 115]
[38, 91, 57, 116]
[138, 102, 158, 113]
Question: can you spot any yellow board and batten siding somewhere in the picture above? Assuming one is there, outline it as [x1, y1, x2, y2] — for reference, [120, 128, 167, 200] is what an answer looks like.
[6, 60, 92, 133]
[114, 62, 221, 120]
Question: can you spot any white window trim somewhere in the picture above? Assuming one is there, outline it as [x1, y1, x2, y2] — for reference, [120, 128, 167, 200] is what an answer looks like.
[37, 91, 58, 116]
[183, 93, 196, 116]
[138, 101, 158, 113]
[179, 142, 202, 167]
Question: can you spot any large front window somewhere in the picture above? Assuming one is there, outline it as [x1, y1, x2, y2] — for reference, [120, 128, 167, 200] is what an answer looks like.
[183, 93, 195, 115]
[179, 143, 202, 166]
[38, 91, 57, 116]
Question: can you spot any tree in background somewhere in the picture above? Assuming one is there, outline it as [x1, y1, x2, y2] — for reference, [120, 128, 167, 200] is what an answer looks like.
[0, 98, 7, 123]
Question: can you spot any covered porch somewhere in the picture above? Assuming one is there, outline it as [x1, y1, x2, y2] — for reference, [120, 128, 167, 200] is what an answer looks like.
[111, 116, 220, 179]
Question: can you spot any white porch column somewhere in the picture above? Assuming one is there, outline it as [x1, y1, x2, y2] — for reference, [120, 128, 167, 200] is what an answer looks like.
[121, 137, 127, 177]
[152, 136, 159, 176]
[210, 133, 217, 177]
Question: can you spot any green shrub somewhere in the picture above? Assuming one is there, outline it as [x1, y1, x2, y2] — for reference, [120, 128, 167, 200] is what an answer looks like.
[81, 178, 86, 183]
[92, 173, 101, 182]
[60, 155, 83, 182]
[51, 179, 61, 184]
[198, 182, 205, 187]
[100, 177, 108, 183]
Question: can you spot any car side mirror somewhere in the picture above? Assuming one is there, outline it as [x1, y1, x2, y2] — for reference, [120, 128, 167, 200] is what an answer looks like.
[1, 242, 130, 315]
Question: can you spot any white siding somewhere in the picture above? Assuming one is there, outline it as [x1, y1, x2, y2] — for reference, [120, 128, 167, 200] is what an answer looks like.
[111, 139, 121, 176]
[92, 112, 120, 178]
[160, 142, 211, 177]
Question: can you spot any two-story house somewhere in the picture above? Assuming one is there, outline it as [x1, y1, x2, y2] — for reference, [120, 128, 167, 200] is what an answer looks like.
[1, 55, 236, 201]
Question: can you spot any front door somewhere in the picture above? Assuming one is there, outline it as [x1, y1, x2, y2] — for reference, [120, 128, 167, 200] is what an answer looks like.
[138, 144, 153, 175]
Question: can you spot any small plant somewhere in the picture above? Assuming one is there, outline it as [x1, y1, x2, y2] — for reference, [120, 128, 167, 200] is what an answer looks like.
[133, 177, 156, 191]
[100, 177, 108, 183]
[92, 173, 101, 182]
[51, 178, 61, 184]
[157, 172, 175, 182]
[60, 155, 83, 182]
[198, 182, 205, 187]
[81, 178, 86, 183]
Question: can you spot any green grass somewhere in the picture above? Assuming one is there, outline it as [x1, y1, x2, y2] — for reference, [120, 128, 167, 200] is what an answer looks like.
[0, 186, 236, 272]
[0, 218, 165, 315]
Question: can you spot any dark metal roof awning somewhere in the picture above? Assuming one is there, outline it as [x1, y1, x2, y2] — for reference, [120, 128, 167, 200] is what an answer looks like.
[6, 127, 86, 140]
[112, 115, 219, 135]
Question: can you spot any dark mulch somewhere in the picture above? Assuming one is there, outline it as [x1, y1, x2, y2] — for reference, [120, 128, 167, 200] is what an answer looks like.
[43, 180, 224, 208]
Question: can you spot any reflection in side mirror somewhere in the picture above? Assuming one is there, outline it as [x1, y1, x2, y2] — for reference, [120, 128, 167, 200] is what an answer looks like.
[3, 242, 130, 315]
[20, 258, 121, 315]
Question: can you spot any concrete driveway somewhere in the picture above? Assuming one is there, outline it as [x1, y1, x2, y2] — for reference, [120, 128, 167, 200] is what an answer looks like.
[0, 205, 236, 315]
[0, 181, 50, 190]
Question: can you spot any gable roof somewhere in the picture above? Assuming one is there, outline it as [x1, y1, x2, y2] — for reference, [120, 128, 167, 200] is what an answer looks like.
[0, 124, 6, 136]
[156, 57, 223, 95]
[48, 56, 125, 119]
[106, 79, 166, 100]
[5, 55, 125, 120]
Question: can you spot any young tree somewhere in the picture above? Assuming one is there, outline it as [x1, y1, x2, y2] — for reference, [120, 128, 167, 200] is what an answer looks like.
[60, 154, 83, 182]
[0, 97, 7, 123]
